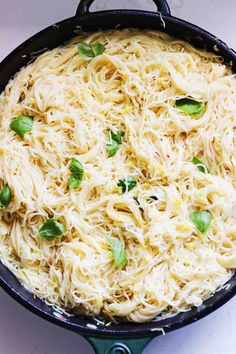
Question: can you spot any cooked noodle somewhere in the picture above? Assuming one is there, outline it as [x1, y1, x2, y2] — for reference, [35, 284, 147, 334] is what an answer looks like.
[0, 29, 236, 322]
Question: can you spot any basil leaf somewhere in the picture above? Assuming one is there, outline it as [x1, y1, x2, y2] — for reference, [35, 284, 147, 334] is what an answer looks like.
[69, 158, 84, 189]
[176, 98, 206, 116]
[190, 210, 211, 234]
[107, 140, 119, 158]
[39, 219, 64, 239]
[69, 158, 84, 177]
[117, 176, 137, 194]
[107, 236, 127, 268]
[192, 157, 210, 174]
[10, 115, 34, 139]
[106, 130, 124, 158]
[68, 175, 81, 190]
[111, 130, 125, 144]
[77, 42, 105, 61]
[0, 184, 12, 208]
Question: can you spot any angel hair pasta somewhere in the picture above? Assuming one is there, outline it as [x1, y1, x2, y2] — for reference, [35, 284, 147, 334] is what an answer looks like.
[0, 29, 236, 323]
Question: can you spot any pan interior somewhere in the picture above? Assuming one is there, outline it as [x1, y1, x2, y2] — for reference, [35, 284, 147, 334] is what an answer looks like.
[0, 10, 236, 337]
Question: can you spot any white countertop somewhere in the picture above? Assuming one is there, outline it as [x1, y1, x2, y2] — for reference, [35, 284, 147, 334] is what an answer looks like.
[0, 1, 236, 353]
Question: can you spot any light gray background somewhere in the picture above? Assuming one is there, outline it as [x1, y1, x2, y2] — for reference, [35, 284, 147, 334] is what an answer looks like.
[0, 1, 236, 353]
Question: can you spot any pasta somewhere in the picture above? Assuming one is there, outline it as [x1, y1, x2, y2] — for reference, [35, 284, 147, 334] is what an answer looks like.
[0, 29, 236, 323]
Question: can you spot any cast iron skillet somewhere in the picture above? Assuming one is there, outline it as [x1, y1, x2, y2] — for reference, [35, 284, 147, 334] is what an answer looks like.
[0, 1, 236, 353]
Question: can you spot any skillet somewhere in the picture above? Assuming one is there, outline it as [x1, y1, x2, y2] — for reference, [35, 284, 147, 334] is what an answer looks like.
[0, 1, 236, 353]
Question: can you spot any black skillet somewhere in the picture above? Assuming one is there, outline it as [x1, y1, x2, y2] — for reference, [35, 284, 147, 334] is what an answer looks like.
[0, 1, 236, 353]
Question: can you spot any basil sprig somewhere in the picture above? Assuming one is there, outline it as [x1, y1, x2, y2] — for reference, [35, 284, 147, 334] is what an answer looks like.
[192, 157, 210, 174]
[190, 210, 211, 234]
[106, 130, 124, 158]
[39, 219, 65, 239]
[10, 115, 34, 139]
[117, 176, 137, 194]
[176, 97, 206, 116]
[69, 158, 84, 189]
[77, 42, 105, 61]
[0, 184, 12, 208]
[107, 236, 127, 269]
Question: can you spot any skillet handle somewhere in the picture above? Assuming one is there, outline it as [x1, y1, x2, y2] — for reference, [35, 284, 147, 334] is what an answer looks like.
[76, 0, 171, 16]
[85, 336, 153, 354]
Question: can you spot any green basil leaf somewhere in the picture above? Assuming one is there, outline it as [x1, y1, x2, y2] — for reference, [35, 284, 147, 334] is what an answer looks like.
[69, 158, 84, 178]
[68, 175, 82, 190]
[106, 130, 124, 158]
[192, 157, 210, 174]
[110, 130, 125, 144]
[0, 184, 12, 208]
[190, 210, 211, 234]
[107, 236, 127, 268]
[77, 42, 105, 61]
[117, 176, 137, 194]
[10, 115, 34, 139]
[39, 219, 64, 239]
[69, 158, 84, 189]
[107, 140, 119, 158]
[176, 98, 206, 116]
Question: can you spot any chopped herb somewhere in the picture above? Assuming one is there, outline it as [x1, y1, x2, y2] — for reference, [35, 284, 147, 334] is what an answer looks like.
[107, 236, 127, 268]
[69, 158, 84, 189]
[192, 157, 210, 174]
[0, 184, 12, 208]
[39, 219, 65, 239]
[117, 176, 137, 194]
[77, 42, 105, 61]
[133, 196, 144, 213]
[176, 97, 206, 116]
[10, 115, 34, 139]
[149, 196, 158, 201]
[190, 210, 211, 234]
[133, 196, 139, 204]
[106, 130, 124, 158]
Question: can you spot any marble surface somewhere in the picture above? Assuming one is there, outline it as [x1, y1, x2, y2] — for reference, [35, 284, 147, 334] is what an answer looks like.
[0, 1, 236, 353]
